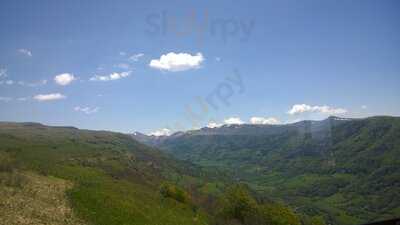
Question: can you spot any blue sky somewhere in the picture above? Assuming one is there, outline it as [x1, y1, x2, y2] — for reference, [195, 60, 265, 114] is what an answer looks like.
[0, 0, 399, 134]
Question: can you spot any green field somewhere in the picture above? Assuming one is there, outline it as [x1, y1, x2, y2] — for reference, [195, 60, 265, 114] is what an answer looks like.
[0, 122, 320, 225]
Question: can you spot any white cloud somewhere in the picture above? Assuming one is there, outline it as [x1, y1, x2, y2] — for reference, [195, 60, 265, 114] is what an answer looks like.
[18, 49, 32, 57]
[207, 122, 223, 128]
[149, 128, 172, 136]
[149, 52, 204, 72]
[0, 80, 15, 85]
[129, 53, 144, 62]
[74, 106, 99, 115]
[33, 93, 66, 101]
[224, 117, 244, 125]
[119, 51, 127, 56]
[90, 71, 131, 81]
[250, 117, 281, 125]
[0, 68, 7, 78]
[285, 118, 302, 124]
[287, 104, 347, 115]
[361, 105, 367, 110]
[54, 73, 75, 86]
[5, 80, 14, 85]
[0, 97, 12, 102]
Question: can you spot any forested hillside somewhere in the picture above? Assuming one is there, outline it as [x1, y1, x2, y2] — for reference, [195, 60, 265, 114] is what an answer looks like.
[135, 116, 400, 225]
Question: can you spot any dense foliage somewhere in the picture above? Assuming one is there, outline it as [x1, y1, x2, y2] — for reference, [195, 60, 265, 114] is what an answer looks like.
[145, 116, 400, 225]
[215, 184, 324, 225]
[160, 182, 192, 204]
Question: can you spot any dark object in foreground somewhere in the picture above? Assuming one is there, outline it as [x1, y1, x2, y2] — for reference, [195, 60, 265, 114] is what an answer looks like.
[362, 218, 400, 225]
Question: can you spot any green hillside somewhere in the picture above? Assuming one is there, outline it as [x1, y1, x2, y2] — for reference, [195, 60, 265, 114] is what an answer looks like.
[0, 122, 213, 225]
[145, 116, 400, 225]
[0, 122, 318, 225]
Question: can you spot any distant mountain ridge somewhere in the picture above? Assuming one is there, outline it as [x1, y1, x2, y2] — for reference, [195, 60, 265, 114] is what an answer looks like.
[131, 116, 356, 144]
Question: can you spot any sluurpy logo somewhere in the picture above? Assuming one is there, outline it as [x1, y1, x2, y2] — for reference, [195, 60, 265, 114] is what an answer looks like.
[164, 69, 245, 132]
[144, 10, 255, 44]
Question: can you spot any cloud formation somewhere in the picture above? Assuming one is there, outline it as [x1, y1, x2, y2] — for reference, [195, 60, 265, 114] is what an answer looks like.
[224, 117, 244, 125]
[287, 104, 347, 115]
[54, 73, 75, 86]
[90, 71, 131, 81]
[33, 93, 66, 101]
[149, 128, 172, 136]
[74, 106, 99, 115]
[3, 80, 14, 85]
[208, 116, 280, 127]
[18, 49, 32, 57]
[207, 122, 223, 128]
[149, 52, 204, 72]
[250, 117, 281, 125]
[129, 53, 144, 62]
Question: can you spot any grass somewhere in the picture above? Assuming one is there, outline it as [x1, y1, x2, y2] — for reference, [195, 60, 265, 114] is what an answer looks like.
[0, 122, 211, 225]
[57, 165, 209, 225]
[0, 171, 86, 225]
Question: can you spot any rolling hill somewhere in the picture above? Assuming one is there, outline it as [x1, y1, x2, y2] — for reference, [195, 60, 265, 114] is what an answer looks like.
[132, 116, 400, 225]
[0, 122, 213, 225]
[0, 122, 319, 225]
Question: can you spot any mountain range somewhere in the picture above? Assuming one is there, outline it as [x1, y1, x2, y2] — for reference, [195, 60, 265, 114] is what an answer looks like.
[132, 116, 400, 225]
[1, 116, 398, 225]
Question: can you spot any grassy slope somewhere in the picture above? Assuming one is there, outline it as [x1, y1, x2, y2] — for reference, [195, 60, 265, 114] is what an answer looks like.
[0, 122, 210, 225]
[0, 171, 86, 225]
[154, 116, 400, 225]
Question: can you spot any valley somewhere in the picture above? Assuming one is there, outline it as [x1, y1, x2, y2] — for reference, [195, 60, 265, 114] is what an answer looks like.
[133, 116, 400, 225]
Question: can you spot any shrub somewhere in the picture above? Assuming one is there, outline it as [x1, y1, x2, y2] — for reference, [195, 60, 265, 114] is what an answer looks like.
[260, 203, 302, 225]
[216, 184, 259, 224]
[160, 183, 191, 204]
[216, 184, 305, 225]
